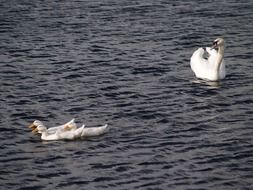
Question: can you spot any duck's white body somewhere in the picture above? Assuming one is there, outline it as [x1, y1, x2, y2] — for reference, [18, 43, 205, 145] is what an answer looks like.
[190, 38, 226, 81]
[29, 119, 77, 135]
[39, 124, 85, 141]
[81, 124, 108, 137]
[46, 119, 77, 135]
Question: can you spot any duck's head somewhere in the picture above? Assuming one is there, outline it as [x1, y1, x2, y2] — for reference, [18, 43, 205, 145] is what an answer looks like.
[28, 120, 43, 130]
[211, 38, 225, 49]
[32, 125, 47, 134]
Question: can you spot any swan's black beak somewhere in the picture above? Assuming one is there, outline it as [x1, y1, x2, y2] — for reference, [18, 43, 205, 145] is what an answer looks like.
[211, 41, 218, 49]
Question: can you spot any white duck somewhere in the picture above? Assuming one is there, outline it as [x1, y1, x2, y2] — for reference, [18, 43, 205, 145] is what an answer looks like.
[34, 124, 85, 141]
[28, 119, 77, 134]
[190, 38, 226, 81]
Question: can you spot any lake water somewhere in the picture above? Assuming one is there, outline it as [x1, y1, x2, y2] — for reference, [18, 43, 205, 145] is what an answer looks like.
[1, 0, 253, 189]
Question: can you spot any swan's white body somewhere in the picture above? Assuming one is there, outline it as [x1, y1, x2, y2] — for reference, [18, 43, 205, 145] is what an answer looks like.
[190, 38, 226, 81]
[29, 119, 108, 141]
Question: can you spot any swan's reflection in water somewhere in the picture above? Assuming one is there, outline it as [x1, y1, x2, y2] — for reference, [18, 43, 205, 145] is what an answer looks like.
[192, 79, 222, 89]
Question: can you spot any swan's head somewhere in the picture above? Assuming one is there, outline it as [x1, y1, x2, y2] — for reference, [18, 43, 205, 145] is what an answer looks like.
[211, 38, 225, 49]
[28, 120, 44, 130]
[32, 125, 47, 134]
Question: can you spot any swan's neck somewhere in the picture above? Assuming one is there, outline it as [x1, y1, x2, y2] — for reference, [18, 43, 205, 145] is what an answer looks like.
[214, 45, 224, 77]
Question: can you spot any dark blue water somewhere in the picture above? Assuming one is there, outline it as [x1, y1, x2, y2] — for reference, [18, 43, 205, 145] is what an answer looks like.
[1, 0, 253, 189]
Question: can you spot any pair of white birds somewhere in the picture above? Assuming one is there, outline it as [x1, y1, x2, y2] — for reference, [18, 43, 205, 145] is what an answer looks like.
[28, 119, 108, 141]
[190, 38, 226, 81]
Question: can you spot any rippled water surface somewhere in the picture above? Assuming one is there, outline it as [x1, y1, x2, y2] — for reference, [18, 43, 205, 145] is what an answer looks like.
[1, 0, 253, 189]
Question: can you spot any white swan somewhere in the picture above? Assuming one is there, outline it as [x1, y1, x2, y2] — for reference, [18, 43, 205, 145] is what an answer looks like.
[190, 38, 226, 81]
[35, 124, 85, 141]
[28, 119, 77, 134]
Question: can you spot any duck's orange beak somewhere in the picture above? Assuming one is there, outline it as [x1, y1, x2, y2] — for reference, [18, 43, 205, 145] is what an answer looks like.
[32, 128, 39, 134]
[28, 123, 37, 130]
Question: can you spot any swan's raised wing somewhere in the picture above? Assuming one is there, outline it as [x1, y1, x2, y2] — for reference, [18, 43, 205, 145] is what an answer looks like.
[190, 48, 209, 76]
